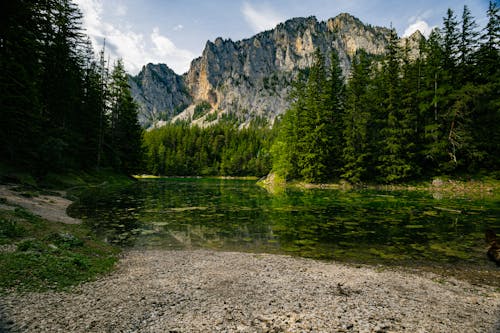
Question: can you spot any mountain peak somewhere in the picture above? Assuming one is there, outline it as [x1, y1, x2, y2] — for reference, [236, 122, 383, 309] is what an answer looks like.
[132, 12, 416, 128]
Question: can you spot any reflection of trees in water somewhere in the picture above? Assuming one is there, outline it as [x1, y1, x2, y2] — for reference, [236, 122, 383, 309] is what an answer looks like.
[72, 185, 143, 246]
[267, 189, 495, 262]
[74, 180, 499, 263]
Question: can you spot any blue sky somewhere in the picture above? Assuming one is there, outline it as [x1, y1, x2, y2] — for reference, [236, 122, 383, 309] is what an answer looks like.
[74, 0, 492, 75]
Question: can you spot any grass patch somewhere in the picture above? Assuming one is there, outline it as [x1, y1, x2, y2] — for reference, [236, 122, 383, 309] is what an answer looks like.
[0, 207, 119, 293]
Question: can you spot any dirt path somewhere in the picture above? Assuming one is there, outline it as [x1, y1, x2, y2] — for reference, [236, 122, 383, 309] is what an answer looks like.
[0, 185, 80, 224]
[2, 249, 499, 332]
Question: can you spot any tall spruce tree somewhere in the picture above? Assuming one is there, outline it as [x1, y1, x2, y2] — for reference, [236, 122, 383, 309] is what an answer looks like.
[269, 67, 309, 180]
[108, 59, 143, 173]
[325, 50, 346, 179]
[472, 0, 500, 170]
[375, 28, 415, 183]
[342, 51, 372, 183]
[0, 1, 43, 167]
[459, 5, 479, 79]
[296, 49, 330, 182]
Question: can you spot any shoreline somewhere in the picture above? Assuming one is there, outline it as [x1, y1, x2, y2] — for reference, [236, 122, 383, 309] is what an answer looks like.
[0, 184, 81, 224]
[257, 173, 499, 198]
[1, 180, 499, 331]
[2, 249, 499, 332]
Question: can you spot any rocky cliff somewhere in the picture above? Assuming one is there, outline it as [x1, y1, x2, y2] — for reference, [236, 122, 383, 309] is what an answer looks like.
[130, 13, 421, 128]
[128, 63, 191, 128]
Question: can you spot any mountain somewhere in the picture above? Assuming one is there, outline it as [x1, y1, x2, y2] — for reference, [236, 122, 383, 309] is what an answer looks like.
[128, 64, 191, 128]
[130, 13, 422, 128]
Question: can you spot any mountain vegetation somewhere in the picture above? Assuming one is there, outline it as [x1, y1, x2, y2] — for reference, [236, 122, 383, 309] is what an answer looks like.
[271, 3, 500, 183]
[0, 0, 143, 176]
[1, 1, 498, 185]
[143, 120, 274, 177]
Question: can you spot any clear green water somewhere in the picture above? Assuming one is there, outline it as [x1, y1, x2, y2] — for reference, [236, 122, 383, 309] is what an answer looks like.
[72, 178, 500, 266]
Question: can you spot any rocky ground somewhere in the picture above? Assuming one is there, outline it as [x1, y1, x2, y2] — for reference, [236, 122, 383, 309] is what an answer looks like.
[1, 183, 499, 332]
[0, 185, 80, 224]
[1, 249, 499, 333]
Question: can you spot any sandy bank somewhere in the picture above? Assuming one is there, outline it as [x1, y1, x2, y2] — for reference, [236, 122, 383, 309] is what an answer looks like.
[0, 185, 80, 224]
[2, 249, 499, 332]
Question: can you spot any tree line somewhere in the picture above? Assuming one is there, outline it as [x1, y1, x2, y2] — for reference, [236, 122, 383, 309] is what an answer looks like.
[0, 0, 143, 176]
[272, 3, 500, 183]
[3, 2, 498, 184]
[143, 121, 274, 177]
[142, 3, 499, 183]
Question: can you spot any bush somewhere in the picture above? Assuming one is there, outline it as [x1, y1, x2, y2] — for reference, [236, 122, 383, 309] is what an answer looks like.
[193, 101, 211, 120]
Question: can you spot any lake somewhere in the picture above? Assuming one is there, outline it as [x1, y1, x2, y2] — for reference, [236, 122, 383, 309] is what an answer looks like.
[72, 178, 500, 267]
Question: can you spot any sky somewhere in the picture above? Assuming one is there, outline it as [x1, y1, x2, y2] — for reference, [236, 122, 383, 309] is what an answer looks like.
[73, 0, 492, 75]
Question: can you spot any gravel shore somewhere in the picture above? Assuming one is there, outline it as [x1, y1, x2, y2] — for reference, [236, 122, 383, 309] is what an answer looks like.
[2, 249, 499, 332]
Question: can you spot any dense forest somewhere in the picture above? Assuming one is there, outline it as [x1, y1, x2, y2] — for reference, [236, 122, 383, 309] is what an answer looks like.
[143, 120, 274, 177]
[143, 3, 499, 183]
[2, 2, 498, 184]
[0, 0, 143, 175]
[271, 3, 500, 183]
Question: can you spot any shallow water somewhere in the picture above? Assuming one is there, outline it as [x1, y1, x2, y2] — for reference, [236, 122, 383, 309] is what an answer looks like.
[72, 178, 500, 265]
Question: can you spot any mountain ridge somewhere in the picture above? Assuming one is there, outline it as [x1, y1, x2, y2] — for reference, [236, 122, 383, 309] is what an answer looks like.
[129, 13, 422, 128]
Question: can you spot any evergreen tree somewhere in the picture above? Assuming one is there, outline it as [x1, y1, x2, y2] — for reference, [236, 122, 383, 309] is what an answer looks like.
[476, 0, 500, 82]
[108, 59, 144, 173]
[418, 29, 448, 174]
[375, 28, 415, 183]
[472, 0, 500, 170]
[342, 51, 372, 183]
[325, 50, 346, 179]
[0, 0, 43, 167]
[458, 5, 479, 82]
[271, 71, 306, 180]
[296, 49, 330, 183]
[442, 8, 460, 76]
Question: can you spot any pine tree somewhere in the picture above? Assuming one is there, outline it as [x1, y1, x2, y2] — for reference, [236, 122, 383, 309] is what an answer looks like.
[442, 9, 460, 77]
[108, 59, 144, 173]
[375, 28, 415, 183]
[342, 51, 372, 183]
[458, 5, 479, 82]
[270, 71, 306, 180]
[472, 1, 500, 170]
[0, 1, 43, 167]
[325, 50, 346, 179]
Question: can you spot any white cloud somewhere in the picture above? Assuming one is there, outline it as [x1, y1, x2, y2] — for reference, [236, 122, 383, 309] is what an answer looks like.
[403, 19, 434, 38]
[173, 24, 184, 31]
[115, 4, 127, 17]
[151, 27, 195, 70]
[74, 0, 193, 74]
[241, 2, 284, 33]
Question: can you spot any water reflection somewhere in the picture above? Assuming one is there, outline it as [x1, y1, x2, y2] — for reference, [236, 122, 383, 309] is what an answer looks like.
[72, 178, 500, 265]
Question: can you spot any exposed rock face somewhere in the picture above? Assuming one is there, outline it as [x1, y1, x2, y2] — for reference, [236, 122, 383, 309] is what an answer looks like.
[132, 13, 422, 128]
[128, 64, 191, 128]
[399, 30, 425, 60]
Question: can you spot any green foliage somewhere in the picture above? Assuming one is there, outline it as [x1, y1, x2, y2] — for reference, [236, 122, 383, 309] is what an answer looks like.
[272, 49, 345, 183]
[205, 110, 219, 122]
[272, 3, 500, 184]
[193, 101, 212, 120]
[0, 207, 119, 292]
[0, 0, 144, 176]
[342, 51, 373, 183]
[143, 122, 275, 177]
[108, 60, 144, 174]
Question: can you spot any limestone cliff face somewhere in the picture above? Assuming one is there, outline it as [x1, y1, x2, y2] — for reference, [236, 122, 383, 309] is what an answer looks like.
[133, 13, 421, 128]
[176, 14, 395, 126]
[128, 63, 191, 128]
